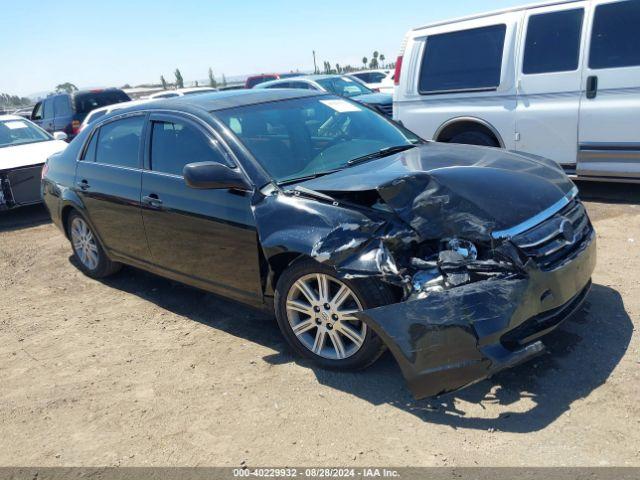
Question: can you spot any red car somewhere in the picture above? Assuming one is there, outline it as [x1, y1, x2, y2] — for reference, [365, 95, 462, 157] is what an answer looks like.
[245, 73, 304, 89]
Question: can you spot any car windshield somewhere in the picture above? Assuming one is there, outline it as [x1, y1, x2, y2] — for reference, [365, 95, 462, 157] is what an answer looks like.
[316, 77, 372, 97]
[215, 95, 420, 184]
[0, 119, 51, 148]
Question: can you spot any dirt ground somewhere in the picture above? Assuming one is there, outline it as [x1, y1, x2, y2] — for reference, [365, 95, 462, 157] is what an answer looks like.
[0, 181, 638, 467]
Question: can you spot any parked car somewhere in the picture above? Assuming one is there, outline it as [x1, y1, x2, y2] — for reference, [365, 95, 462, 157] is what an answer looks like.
[148, 87, 218, 100]
[12, 107, 34, 119]
[42, 90, 595, 398]
[245, 73, 304, 89]
[394, 0, 640, 183]
[80, 99, 155, 132]
[255, 75, 393, 117]
[348, 69, 394, 94]
[31, 88, 131, 141]
[0, 115, 67, 210]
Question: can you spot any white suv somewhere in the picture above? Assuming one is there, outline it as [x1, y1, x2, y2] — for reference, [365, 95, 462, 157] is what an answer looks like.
[394, 0, 640, 182]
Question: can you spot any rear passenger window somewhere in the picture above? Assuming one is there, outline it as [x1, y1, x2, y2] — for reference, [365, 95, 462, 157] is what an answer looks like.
[590, 0, 640, 69]
[150, 119, 229, 176]
[95, 116, 144, 168]
[523, 9, 584, 74]
[82, 130, 99, 161]
[419, 24, 506, 93]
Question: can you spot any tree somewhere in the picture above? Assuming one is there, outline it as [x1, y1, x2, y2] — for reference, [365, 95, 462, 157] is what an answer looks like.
[370, 51, 379, 69]
[379, 54, 386, 67]
[55, 82, 78, 94]
[195, 80, 199, 87]
[362, 57, 368, 69]
[208, 67, 218, 88]
[174, 68, 184, 89]
[221, 74, 227, 87]
[160, 75, 167, 90]
[335, 63, 341, 74]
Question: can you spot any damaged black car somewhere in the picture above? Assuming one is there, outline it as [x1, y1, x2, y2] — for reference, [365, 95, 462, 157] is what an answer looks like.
[42, 90, 596, 399]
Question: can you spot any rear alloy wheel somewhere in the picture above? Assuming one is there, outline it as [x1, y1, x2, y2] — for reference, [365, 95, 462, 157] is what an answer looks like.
[67, 211, 121, 278]
[275, 259, 393, 370]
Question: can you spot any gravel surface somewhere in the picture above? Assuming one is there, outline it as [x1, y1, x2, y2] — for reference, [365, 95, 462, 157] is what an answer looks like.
[0, 181, 638, 467]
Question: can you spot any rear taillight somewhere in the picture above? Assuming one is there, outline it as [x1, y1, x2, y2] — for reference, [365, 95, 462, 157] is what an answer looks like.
[394, 55, 403, 86]
[71, 120, 81, 135]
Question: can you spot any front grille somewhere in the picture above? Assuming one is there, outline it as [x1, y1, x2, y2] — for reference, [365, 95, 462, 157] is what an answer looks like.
[512, 199, 593, 271]
[372, 103, 393, 117]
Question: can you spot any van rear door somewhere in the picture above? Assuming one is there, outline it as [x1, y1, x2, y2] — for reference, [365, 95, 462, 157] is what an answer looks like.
[577, 0, 640, 180]
[515, 2, 587, 168]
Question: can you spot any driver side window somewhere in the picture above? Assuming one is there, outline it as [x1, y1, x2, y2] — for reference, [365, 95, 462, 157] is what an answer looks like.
[150, 119, 231, 176]
[32, 102, 43, 121]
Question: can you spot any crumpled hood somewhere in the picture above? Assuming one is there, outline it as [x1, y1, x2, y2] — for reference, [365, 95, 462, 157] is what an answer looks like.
[297, 142, 575, 240]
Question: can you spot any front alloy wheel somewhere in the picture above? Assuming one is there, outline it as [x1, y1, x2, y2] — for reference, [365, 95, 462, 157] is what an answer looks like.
[275, 259, 394, 370]
[286, 273, 367, 360]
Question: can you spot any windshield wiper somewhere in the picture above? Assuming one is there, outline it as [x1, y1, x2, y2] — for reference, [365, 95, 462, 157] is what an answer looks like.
[347, 145, 416, 167]
[276, 168, 344, 187]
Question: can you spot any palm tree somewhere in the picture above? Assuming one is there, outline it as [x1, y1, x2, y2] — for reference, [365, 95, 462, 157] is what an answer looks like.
[362, 57, 368, 69]
[380, 54, 386, 67]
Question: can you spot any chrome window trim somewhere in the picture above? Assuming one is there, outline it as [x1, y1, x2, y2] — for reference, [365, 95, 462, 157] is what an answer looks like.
[491, 186, 579, 240]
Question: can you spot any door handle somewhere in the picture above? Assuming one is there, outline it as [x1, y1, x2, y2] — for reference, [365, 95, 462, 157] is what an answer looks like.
[142, 194, 163, 208]
[586, 75, 598, 99]
[76, 179, 90, 190]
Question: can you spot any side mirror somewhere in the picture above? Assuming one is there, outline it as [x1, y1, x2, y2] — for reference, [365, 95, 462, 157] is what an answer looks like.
[53, 131, 68, 141]
[183, 161, 251, 191]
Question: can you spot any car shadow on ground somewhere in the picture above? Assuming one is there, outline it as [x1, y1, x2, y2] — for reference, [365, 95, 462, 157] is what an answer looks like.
[97, 266, 632, 433]
[0, 204, 51, 232]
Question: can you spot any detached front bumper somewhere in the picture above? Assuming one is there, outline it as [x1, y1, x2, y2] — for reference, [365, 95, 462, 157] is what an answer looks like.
[355, 232, 597, 399]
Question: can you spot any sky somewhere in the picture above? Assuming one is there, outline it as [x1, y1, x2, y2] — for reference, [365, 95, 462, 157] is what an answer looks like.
[1, 0, 532, 97]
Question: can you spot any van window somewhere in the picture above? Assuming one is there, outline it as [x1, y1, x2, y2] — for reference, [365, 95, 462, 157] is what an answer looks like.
[73, 90, 131, 116]
[589, 0, 640, 69]
[419, 24, 506, 93]
[523, 9, 584, 74]
[95, 116, 144, 168]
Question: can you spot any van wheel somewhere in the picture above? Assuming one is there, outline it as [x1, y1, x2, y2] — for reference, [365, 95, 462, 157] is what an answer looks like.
[274, 259, 394, 370]
[448, 130, 499, 147]
[67, 211, 121, 278]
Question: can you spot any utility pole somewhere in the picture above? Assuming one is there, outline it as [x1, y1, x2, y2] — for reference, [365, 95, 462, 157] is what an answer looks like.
[312, 50, 318, 74]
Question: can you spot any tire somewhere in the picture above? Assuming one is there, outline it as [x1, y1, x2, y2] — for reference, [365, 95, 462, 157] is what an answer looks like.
[448, 130, 499, 147]
[67, 211, 121, 279]
[274, 258, 395, 370]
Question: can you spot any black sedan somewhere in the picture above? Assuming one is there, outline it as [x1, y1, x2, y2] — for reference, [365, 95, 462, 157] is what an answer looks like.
[42, 90, 596, 398]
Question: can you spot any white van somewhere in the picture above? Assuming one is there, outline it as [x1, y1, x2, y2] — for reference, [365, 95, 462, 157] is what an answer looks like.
[394, 0, 640, 182]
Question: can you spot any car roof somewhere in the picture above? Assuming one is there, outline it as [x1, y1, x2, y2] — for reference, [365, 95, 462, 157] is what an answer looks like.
[352, 70, 390, 75]
[0, 114, 29, 122]
[107, 89, 325, 116]
[412, 0, 581, 31]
